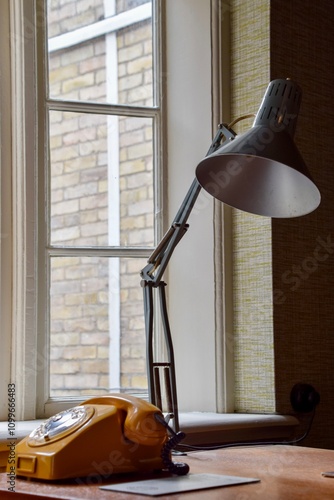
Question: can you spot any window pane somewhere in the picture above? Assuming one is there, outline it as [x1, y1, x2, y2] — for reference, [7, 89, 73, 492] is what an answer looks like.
[49, 111, 154, 247]
[117, 0, 151, 15]
[49, 256, 147, 396]
[47, 0, 153, 106]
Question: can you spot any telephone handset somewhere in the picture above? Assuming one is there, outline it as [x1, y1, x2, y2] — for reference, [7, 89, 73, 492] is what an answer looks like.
[11, 394, 189, 481]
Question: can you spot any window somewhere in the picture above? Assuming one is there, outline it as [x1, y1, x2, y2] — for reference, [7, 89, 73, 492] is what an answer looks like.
[1, 0, 227, 420]
[40, 0, 164, 413]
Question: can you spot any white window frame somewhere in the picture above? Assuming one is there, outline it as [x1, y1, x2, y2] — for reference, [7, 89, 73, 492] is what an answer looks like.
[38, 0, 164, 417]
[0, 0, 40, 421]
[0, 0, 13, 420]
[0, 0, 233, 420]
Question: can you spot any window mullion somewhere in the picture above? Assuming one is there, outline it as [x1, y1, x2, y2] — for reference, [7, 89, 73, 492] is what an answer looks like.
[48, 247, 152, 259]
[47, 99, 159, 119]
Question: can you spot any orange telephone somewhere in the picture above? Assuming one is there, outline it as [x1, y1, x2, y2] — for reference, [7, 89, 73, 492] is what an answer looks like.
[10, 394, 189, 481]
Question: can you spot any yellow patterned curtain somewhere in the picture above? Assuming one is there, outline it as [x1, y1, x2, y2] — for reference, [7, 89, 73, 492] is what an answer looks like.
[229, 0, 275, 412]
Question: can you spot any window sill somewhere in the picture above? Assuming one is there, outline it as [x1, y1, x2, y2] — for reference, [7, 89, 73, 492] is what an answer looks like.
[0, 420, 45, 471]
[0, 413, 299, 470]
[179, 412, 299, 446]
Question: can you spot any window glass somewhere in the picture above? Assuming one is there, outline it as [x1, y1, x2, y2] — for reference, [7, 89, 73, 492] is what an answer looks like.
[47, 0, 153, 106]
[49, 111, 154, 247]
[46, 0, 157, 399]
[50, 256, 147, 396]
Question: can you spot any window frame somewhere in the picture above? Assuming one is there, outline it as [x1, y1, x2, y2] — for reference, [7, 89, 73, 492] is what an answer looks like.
[9, 0, 39, 421]
[0, 0, 13, 421]
[37, 0, 165, 417]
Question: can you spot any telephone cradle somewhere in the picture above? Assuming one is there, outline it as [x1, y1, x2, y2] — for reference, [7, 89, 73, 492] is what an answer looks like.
[9, 394, 189, 481]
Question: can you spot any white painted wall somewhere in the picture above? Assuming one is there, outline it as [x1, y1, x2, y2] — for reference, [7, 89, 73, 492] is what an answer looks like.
[165, 0, 216, 412]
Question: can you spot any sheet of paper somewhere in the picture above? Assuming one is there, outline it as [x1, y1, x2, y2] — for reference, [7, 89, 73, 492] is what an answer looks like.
[100, 473, 260, 496]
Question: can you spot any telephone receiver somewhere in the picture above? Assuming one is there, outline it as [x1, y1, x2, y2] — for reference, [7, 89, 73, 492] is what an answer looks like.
[11, 394, 189, 481]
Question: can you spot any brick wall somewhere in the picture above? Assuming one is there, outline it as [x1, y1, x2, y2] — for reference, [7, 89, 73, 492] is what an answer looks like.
[47, 0, 153, 396]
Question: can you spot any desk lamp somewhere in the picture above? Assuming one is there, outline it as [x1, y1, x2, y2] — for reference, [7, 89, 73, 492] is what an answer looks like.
[140, 78, 321, 431]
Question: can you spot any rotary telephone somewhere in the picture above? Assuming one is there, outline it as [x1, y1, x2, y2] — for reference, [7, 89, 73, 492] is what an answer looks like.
[11, 394, 189, 481]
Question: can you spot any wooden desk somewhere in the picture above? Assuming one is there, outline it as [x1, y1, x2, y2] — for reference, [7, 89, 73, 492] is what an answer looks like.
[1, 445, 334, 499]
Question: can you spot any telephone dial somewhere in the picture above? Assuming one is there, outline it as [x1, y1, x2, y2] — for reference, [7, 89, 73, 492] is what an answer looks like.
[11, 394, 189, 481]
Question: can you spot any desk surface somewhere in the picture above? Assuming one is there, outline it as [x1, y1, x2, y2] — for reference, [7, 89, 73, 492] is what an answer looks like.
[1, 445, 334, 499]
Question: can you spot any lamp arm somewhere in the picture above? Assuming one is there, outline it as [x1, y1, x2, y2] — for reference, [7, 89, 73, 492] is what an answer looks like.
[140, 123, 234, 285]
[140, 123, 235, 430]
[140, 178, 201, 284]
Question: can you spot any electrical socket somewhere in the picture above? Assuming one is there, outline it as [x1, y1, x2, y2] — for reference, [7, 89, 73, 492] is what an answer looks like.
[290, 383, 320, 413]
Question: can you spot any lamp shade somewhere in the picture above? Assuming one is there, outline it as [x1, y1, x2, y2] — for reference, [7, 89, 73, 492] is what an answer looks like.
[196, 79, 321, 218]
